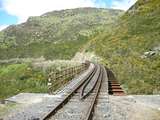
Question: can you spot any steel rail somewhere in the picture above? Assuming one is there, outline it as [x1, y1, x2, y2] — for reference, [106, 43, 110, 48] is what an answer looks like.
[84, 65, 103, 120]
[80, 65, 101, 100]
[41, 63, 97, 120]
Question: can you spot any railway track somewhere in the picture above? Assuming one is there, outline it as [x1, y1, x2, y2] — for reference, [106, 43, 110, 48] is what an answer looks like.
[2, 62, 125, 120]
[41, 63, 109, 120]
[41, 63, 124, 120]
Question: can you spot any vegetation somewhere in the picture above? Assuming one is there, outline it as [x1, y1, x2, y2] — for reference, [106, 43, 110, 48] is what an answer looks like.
[87, 0, 160, 94]
[0, 38, 88, 60]
[0, 63, 48, 99]
[0, 8, 124, 98]
[0, 8, 123, 60]
[0, 60, 82, 99]
[0, 0, 160, 96]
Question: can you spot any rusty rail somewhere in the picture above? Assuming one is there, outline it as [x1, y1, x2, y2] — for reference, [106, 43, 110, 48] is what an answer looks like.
[42, 63, 96, 120]
[84, 65, 103, 120]
[80, 64, 99, 99]
[42, 64, 113, 120]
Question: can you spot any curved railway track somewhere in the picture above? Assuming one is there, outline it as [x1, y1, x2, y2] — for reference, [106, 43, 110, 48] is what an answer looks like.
[41, 63, 125, 120]
[1, 61, 126, 120]
[41, 63, 121, 120]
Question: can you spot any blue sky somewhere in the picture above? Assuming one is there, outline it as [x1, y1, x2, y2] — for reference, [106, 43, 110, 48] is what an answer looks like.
[0, 9, 18, 24]
[94, 0, 112, 8]
[0, 0, 136, 30]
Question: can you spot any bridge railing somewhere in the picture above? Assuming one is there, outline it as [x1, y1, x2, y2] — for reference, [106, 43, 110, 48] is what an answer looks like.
[48, 62, 90, 94]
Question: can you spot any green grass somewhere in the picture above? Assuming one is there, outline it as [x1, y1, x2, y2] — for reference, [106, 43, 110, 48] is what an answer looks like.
[86, 0, 160, 94]
[0, 63, 48, 100]
[0, 62, 82, 99]
[0, 8, 123, 60]
[0, 36, 89, 60]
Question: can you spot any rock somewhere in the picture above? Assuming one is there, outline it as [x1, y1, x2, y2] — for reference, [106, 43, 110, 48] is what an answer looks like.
[141, 45, 160, 58]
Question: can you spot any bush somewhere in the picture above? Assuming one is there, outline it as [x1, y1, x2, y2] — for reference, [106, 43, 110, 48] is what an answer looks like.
[0, 63, 48, 99]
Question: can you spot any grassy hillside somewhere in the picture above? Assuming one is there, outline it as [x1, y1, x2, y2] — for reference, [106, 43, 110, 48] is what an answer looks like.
[0, 63, 47, 99]
[88, 0, 160, 94]
[0, 60, 82, 99]
[0, 8, 123, 60]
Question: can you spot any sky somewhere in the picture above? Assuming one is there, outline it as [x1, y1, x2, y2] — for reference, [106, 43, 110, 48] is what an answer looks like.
[0, 0, 137, 30]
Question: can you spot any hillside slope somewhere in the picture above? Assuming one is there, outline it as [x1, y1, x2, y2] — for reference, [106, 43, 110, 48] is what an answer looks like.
[88, 0, 160, 94]
[0, 8, 123, 60]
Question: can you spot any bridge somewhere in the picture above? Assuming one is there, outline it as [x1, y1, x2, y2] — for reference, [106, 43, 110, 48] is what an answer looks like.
[3, 62, 160, 120]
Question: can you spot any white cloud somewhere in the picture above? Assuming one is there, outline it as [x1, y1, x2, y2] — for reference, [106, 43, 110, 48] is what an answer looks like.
[111, 0, 137, 11]
[3, 0, 96, 23]
[2, 0, 137, 24]
[0, 25, 8, 31]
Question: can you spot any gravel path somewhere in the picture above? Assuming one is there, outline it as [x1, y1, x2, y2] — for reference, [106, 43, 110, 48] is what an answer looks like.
[109, 95, 160, 120]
